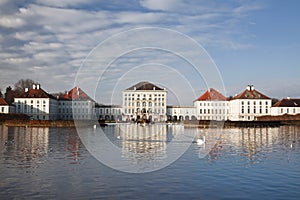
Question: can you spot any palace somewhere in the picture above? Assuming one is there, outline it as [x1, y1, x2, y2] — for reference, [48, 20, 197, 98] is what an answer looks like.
[122, 82, 167, 122]
[7, 82, 300, 122]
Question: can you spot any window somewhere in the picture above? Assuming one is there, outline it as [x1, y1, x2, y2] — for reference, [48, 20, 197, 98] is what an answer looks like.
[1, 107, 4, 112]
[200, 109, 202, 114]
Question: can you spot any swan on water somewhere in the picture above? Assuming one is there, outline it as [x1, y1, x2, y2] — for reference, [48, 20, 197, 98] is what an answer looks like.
[197, 136, 205, 145]
[93, 124, 97, 129]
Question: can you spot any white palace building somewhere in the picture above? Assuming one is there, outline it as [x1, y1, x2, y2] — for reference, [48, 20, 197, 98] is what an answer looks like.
[9, 82, 300, 122]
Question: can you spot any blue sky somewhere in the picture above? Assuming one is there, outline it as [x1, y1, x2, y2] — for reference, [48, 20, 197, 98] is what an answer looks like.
[0, 0, 299, 104]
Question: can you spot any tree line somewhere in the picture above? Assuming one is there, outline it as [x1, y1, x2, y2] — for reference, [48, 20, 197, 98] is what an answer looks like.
[0, 79, 39, 104]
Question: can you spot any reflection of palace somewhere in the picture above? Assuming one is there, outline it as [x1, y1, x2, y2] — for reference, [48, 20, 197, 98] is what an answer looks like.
[219, 126, 299, 162]
[119, 124, 167, 155]
[0, 125, 49, 161]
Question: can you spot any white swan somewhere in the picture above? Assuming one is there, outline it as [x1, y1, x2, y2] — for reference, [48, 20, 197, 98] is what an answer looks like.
[197, 136, 205, 145]
[93, 124, 97, 129]
[117, 135, 121, 139]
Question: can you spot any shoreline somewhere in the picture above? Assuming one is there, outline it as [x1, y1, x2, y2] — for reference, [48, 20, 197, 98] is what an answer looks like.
[1, 113, 300, 128]
[1, 119, 300, 128]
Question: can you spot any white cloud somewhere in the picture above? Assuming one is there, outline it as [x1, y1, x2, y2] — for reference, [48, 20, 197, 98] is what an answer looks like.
[35, 0, 93, 8]
[0, 16, 25, 28]
[0, 0, 267, 97]
[140, 0, 184, 11]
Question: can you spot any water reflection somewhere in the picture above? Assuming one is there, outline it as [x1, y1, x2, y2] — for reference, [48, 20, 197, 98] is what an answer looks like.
[0, 125, 49, 163]
[206, 126, 300, 164]
[0, 124, 299, 199]
[97, 124, 192, 172]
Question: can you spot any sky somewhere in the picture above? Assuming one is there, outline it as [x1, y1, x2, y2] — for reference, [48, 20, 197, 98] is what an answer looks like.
[0, 0, 299, 105]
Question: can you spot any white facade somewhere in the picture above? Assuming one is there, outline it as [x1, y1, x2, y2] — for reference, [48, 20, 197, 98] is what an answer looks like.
[14, 98, 58, 120]
[58, 100, 95, 120]
[193, 88, 229, 121]
[0, 98, 15, 114]
[194, 101, 229, 121]
[122, 82, 167, 122]
[229, 99, 271, 121]
[167, 106, 196, 121]
[0, 105, 9, 114]
[95, 105, 122, 121]
[271, 107, 300, 116]
[229, 86, 272, 121]
[271, 98, 300, 116]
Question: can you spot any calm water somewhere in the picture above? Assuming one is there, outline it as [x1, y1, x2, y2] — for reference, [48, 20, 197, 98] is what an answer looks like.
[0, 124, 299, 199]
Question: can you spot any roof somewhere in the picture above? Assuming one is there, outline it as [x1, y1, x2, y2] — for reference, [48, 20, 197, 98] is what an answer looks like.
[0, 98, 8, 106]
[195, 88, 227, 101]
[16, 88, 56, 99]
[126, 81, 164, 91]
[60, 87, 94, 101]
[233, 86, 270, 100]
[273, 98, 300, 107]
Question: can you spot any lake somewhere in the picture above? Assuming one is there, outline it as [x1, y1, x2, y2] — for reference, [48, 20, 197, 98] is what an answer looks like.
[0, 124, 299, 199]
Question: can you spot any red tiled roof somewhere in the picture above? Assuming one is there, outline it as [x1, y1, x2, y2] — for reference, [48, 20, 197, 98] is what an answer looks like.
[16, 88, 56, 99]
[233, 88, 270, 100]
[61, 87, 94, 101]
[126, 81, 164, 90]
[273, 98, 300, 107]
[196, 88, 227, 101]
[0, 98, 8, 106]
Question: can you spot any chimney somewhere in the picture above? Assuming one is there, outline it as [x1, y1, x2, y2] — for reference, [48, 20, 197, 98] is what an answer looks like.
[25, 88, 28, 92]
[32, 84, 36, 89]
[153, 87, 156, 90]
[246, 85, 254, 91]
[287, 96, 291, 100]
[134, 87, 136, 91]
[37, 84, 40, 90]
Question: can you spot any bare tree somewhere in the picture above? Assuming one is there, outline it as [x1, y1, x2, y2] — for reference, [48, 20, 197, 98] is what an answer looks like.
[14, 79, 39, 92]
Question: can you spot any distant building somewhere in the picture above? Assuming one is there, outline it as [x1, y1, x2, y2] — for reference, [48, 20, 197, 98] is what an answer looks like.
[14, 84, 58, 120]
[167, 106, 196, 121]
[0, 98, 15, 113]
[271, 97, 300, 116]
[194, 88, 229, 121]
[229, 85, 272, 121]
[95, 104, 122, 121]
[58, 87, 95, 120]
[122, 81, 167, 122]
